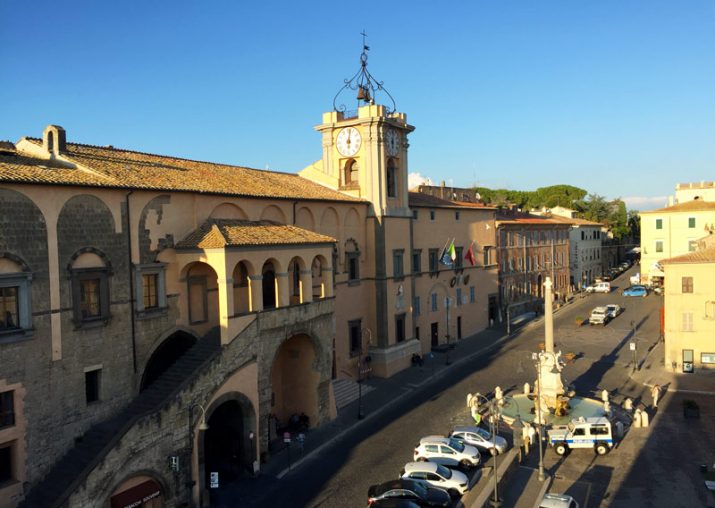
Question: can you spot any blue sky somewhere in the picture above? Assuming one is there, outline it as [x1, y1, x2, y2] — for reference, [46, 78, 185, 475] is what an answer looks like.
[1, 1, 713, 211]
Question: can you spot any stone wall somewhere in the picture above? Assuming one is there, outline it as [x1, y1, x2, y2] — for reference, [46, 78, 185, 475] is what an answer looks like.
[66, 298, 334, 507]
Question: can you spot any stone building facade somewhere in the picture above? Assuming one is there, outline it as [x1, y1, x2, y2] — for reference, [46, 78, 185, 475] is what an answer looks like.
[0, 97, 498, 505]
[495, 212, 571, 320]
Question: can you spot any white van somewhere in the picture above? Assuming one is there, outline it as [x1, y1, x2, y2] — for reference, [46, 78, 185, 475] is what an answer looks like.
[585, 282, 611, 294]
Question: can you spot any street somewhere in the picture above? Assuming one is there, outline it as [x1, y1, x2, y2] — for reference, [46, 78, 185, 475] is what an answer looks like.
[218, 267, 713, 507]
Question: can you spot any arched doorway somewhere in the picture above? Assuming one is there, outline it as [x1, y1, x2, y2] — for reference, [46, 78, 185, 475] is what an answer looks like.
[203, 396, 256, 490]
[537, 274, 543, 299]
[140, 330, 197, 391]
[270, 334, 320, 428]
[262, 261, 276, 309]
[109, 475, 164, 508]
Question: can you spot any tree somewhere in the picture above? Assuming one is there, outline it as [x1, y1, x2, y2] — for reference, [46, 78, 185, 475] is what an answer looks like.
[627, 210, 640, 242]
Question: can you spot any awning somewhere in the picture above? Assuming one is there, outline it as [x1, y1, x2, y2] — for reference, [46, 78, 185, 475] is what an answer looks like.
[110, 479, 162, 508]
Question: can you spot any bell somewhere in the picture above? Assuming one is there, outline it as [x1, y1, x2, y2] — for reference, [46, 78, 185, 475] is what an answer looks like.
[357, 86, 371, 102]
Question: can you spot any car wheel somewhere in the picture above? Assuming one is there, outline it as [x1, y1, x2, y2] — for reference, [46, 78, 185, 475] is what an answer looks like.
[554, 443, 569, 456]
[595, 443, 610, 455]
[417, 457, 427, 462]
[460, 459, 472, 468]
[448, 488, 461, 498]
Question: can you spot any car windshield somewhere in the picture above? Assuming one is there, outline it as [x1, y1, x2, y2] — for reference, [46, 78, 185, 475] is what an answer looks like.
[448, 438, 465, 452]
[436, 464, 452, 479]
[411, 482, 428, 497]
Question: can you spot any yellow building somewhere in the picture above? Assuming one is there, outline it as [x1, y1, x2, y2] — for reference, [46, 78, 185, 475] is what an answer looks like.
[661, 235, 715, 372]
[639, 197, 715, 285]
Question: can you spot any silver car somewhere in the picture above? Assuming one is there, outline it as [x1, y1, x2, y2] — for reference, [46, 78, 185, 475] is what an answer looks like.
[450, 425, 508, 455]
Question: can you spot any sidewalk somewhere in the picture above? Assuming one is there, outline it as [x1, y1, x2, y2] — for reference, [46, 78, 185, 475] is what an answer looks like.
[631, 339, 715, 395]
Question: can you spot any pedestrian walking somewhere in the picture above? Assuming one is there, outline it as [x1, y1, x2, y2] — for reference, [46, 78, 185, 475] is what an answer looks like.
[651, 384, 661, 409]
[522, 423, 531, 455]
[527, 422, 536, 447]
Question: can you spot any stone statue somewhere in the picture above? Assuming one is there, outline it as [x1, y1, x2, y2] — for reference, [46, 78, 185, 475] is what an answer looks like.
[624, 398, 633, 412]
[523, 382, 531, 395]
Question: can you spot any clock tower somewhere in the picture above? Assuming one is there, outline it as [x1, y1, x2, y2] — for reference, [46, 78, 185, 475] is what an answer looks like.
[300, 44, 415, 219]
[300, 40, 423, 373]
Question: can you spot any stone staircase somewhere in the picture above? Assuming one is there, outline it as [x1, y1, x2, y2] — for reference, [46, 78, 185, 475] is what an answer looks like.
[332, 378, 375, 411]
[21, 330, 222, 508]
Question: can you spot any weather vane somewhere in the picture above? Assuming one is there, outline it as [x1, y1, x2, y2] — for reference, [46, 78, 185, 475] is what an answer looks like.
[332, 31, 396, 114]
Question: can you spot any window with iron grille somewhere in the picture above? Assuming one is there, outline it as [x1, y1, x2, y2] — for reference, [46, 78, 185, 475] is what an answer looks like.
[682, 276, 693, 293]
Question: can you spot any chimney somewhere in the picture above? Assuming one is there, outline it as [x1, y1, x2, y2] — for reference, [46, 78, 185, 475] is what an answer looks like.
[43, 125, 66, 157]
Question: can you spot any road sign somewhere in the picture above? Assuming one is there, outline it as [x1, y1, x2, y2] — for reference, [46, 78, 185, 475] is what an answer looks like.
[210, 472, 219, 488]
[283, 432, 291, 443]
[629, 342, 636, 351]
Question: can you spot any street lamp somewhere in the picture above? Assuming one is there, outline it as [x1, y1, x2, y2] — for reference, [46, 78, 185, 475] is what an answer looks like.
[357, 327, 372, 420]
[188, 403, 210, 508]
[472, 393, 501, 507]
[531, 352, 546, 482]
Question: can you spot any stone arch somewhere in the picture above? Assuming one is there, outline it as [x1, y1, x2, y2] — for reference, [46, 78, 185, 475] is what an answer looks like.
[201, 391, 257, 487]
[0, 189, 49, 307]
[232, 259, 255, 314]
[58, 194, 126, 304]
[0, 252, 31, 273]
[66, 247, 113, 274]
[287, 256, 307, 305]
[261, 258, 281, 310]
[343, 158, 359, 186]
[260, 205, 287, 224]
[311, 255, 329, 300]
[295, 207, 315, 232]
[182, 261, 220, 332]
[209, 202, 249, 220]
[105, 471, 169, 508]
[139, 328, 199, 391]
[319, 207, 339, 238]
[270, 333, 322, 429]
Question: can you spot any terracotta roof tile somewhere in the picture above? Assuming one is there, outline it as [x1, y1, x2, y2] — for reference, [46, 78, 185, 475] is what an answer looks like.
[641, 200, 715, 214]
[1, 138, 362, 203]
[660, 246, 715, 264]
[176, 219, 336, 249]
[496, 212, 570, 226]
[408, 192, 496, 210]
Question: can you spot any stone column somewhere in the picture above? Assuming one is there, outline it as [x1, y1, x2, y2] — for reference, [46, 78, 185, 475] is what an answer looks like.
[544, 277, 554, 353]
[322, 266, 334, 298]
[217, 277, 235, 345]
[275, 272, 289, 308]
[248, 275, 263, 312]
[300, 269, 313, 303]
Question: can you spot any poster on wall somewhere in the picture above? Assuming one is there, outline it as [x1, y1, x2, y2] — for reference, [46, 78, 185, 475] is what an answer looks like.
[210, 472, 219, 489]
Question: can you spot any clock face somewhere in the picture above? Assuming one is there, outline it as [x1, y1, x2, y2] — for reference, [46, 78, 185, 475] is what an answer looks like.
[385, 129, 400, 156]
[336, 127, 361, 157]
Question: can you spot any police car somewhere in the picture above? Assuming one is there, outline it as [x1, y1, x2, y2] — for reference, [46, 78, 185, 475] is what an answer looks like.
[547, 417, 613, 456]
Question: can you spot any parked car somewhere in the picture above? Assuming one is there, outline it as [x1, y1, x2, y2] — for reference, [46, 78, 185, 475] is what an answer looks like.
[369, 500, 422, 508]
[367, 479, 451, 507]
[623, 285, 648, 297]
[414, 436, 481, 468]
[589, 306, 610, 326]
[539, 493, 580, 508]
[400, 461, 470, 496]
[605, 304, 622, 319]
[585, 282, 611, 294]
[450, 425, 508, 455]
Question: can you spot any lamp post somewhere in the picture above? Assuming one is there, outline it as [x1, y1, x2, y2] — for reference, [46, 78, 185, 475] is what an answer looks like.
[472, 392, 501, 507]
[189, 404, 210, 508]
[445, 297, 452, 365]
[357, 327, 372, 420]
[531, 352, 546, 482]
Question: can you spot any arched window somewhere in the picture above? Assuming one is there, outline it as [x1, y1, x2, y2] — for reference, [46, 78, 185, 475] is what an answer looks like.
[386, 159, 397, 198]
[343, 159, 359, 187]
[70, 250, 112, 326]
